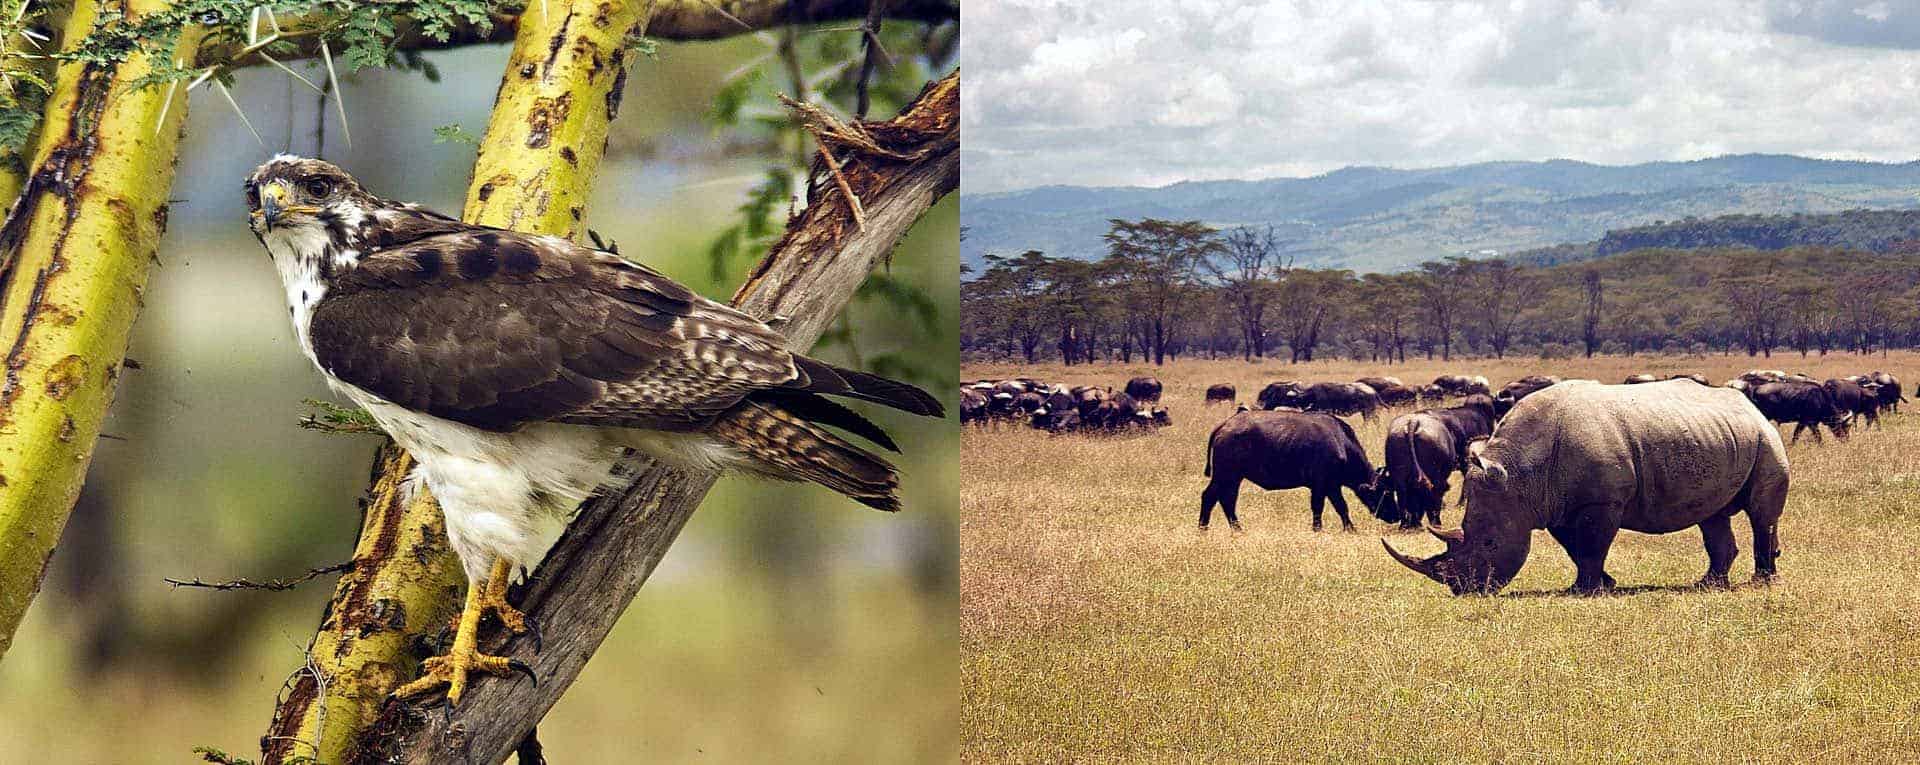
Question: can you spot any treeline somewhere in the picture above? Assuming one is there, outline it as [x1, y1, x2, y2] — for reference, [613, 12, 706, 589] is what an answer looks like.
[1597, 208, 1920, 256]
[962, 218, 1920, 365]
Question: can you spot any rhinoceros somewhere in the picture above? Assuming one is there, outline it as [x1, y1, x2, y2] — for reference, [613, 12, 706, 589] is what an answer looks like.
[1384, 379, 1789, 595]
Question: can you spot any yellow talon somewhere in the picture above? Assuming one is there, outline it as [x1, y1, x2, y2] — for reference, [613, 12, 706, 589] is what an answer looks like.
[394, 559, 537, 704]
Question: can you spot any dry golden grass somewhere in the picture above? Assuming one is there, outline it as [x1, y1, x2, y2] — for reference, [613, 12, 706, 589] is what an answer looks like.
[963, 352, 1920, 764]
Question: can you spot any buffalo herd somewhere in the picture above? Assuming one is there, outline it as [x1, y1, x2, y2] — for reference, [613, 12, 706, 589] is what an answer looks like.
[962, 376, 1172, 433]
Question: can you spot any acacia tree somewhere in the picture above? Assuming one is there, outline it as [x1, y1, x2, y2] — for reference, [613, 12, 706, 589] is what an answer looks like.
[1208, 224, 1289, 361]
[1469, 259, 1533, 358]
[1275, 269, 1351, 362]
[1103, 218, 1219, 365]
[1583, 267, 1604, 357]
[1414, 257, 1470, 361]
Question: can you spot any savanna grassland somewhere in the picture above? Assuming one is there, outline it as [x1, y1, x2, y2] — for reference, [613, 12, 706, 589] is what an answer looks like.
[963, 352, 1920, 763]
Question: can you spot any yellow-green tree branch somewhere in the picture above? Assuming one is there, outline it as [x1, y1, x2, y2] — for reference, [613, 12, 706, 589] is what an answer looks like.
[260, 2, 649, 762]
[199, 0, 958, 70]
[0, 0, 197, 662]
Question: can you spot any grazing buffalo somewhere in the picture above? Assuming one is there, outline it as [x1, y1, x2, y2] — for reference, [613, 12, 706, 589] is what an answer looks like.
[1028, 390, 1079, 432]
[1358, 376, 1418, 407]
[1013, 391, 1046, 416]
[1494, 375, 1561, 417]
[960, 388, 988, 425]
[1257, 381, 1303, 410]
[1149, 407, 1173, 428]
[1075, 387, 1111, 425]
[1824, 378, 1882, 430]
[1276, 382, 1382, 421]
[1125, 376, 1164, 403]
[1749, 380, 1850, 443]
[1205, 383, 1236, 405]
[1201, 410, 1392, 531]
[1869, 371, 1906, 413]
[1385, 380, 1789, 594]
[1429, 374, 1492, 397]
[1380, 395, 1498, 528]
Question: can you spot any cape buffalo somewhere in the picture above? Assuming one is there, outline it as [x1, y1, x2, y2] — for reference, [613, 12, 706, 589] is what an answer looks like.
[1868, 371, 1905, 413]
[1280, 381, 1382, 422]
[1494, 375, 1561, 417]
[1385, 380, 1789, 594]
[1201, 410, 1392, 531]
[1430, 374, 1492, 397]
[1825, 378, 1882, 430]
[1029, 390, 1080, 432]
[1380, 395, 1498, 528]
[1205, 383, 1236, 405]
[1125, 376, 1164, 403]
[960, 389, 988, 425]
[1358, 376, 1418, 407]
[1257, 380, 1303, 410]
[1750, 380, 1851, 443]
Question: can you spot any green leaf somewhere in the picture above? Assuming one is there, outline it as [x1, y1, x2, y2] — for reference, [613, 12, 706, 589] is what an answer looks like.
[432, 123, 479, 145]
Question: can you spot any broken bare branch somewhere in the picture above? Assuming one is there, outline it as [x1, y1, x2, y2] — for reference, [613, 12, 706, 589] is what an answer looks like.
[164, 561, 353, 593]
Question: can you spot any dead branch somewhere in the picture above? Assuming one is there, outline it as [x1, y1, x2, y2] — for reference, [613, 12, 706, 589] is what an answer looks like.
[164, 561, 353, 592]
[203, 0, 959, 70]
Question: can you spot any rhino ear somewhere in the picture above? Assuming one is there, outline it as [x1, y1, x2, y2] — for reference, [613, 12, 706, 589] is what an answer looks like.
[1466, 438, 1491, 466]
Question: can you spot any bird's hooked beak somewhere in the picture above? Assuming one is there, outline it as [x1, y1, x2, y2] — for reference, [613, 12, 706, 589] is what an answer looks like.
[253, 180, 317, 232]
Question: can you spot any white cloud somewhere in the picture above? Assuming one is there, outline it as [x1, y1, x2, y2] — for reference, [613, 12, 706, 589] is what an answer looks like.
[962, 0, 1920, 192]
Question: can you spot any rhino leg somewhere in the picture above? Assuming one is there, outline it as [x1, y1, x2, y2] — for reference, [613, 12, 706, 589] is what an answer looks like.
[1747, 468, 1788, 582]
[1697, 513, 1739, 589]
[1550, 522, 1618, 594]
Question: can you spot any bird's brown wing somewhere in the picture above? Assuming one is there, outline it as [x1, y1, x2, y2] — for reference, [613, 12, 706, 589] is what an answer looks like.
[308, 229, 802, 432]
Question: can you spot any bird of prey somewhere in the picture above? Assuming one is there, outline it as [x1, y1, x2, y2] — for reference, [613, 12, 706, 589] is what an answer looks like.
[244, 156, 943, 703]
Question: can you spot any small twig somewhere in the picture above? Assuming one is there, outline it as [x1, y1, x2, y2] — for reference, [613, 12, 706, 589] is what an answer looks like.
[165, 561, 353, 592]
[816, 143, 866, 230]
[855, 0, 889, 118]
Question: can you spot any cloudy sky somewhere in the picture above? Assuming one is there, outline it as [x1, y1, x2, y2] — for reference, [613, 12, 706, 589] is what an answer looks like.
[962, 0, 1920, 193]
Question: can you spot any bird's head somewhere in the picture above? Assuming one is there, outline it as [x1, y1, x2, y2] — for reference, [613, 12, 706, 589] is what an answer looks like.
[244, 155, 375, 239]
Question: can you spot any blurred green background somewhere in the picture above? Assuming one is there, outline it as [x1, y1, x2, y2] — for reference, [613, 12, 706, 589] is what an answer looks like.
[0, 30, 957, 763]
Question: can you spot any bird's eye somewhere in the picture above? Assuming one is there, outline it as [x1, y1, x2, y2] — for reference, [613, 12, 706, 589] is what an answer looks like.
[302, 179, 333, 198]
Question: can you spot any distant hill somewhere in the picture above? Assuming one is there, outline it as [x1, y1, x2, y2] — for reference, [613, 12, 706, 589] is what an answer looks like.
[1503, 208, 1920, 267]
[962, 154, 1920, 273]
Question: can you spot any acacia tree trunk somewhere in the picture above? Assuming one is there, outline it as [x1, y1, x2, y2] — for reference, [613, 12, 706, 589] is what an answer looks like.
[0, 0, 196, 661]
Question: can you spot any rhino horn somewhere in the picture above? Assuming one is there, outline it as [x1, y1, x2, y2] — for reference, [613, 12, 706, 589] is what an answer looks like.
[1383, 538, 1445, 584]
[1426, 523, 1466, 548]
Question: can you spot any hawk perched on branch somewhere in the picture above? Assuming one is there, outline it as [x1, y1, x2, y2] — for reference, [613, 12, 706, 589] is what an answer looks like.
[244, 156, 943, 703]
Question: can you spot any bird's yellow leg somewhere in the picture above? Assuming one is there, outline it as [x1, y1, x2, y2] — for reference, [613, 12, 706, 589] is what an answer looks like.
[479, 558, 530, 634]
[394, 560, 534, 704]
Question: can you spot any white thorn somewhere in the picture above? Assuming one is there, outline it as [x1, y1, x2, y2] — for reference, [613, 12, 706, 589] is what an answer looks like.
[320, 39, 350, 149]
[153, 78, 179, 136]
[213, 79, 266, 148]
[261, 52, 323, 92]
